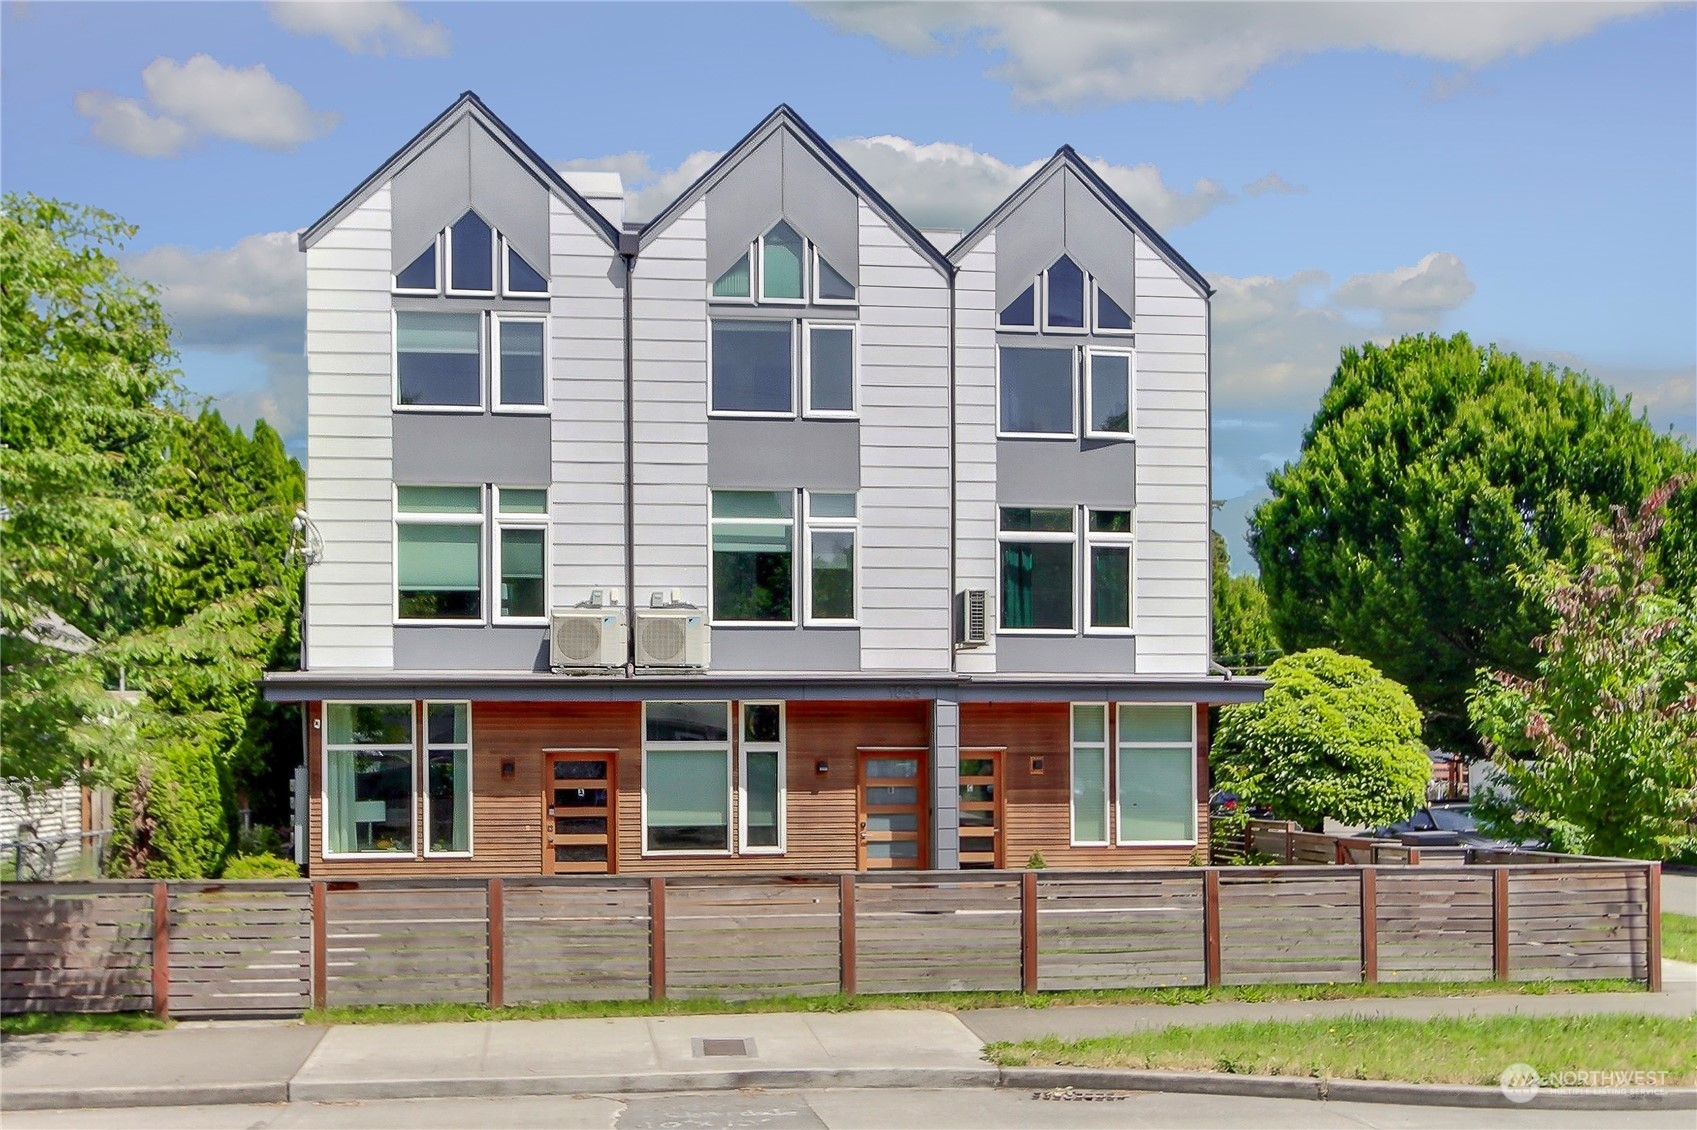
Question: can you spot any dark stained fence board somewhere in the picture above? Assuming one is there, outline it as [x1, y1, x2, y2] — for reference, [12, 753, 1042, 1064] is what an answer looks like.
[1507, 869, 1649, 981]
[665, 878, 841, 999]
[1035, 875, 1205, 989]
[1, 887, 155, 1013]
[502, 880, 650, 1002]
[323, 883, 487, 1006]
[1218, 872, 1362, 985]
[854, 878, 1021, 994]
[1375, 870, 1495, 982]
[166, 883, 312, 1017]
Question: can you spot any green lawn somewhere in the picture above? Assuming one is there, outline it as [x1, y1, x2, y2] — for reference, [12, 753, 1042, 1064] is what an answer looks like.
[1664, 913, 1697, 964]
[986, 1014, 1697, 1087]
[306, 978, 1642, 1027]
[0, 1012, 169, 1037]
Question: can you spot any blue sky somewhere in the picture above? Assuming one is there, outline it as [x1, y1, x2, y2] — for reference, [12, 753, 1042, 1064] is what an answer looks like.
[4, 1, 1693, 571]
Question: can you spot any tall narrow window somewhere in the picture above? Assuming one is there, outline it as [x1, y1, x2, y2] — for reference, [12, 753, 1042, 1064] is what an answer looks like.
[814, 251, 855, 303]
[806, 491, 857, 623]
[999, 283, 1037, 329]
[324, 702, 414, 856]
[1117, 704, 1196, 844]
[1095, 284, 1132, 333]
[1086, 349, 1132, 437]
[760, 221, 805, 301]
[740, 702, 785, 852]
[1070, 704, 1109, 846]
[495, 316, 547, 409]
[999, 346, 1075, 435]
[448, 211, 494, 293]
[711, 490, 794, 623]
[999, 506, 1075, 631]
[495, 487, 547, 621]
[711, 320, 794, 414]
[424, 702, 471, 855]
[644, 701, 732, 853]
[395, 486, 484, 621]
[1087, 510, 1134, 631]
[1044, 255, 1085, 330]
[395, 240, 438, 293]
[712, 249, 753, 299]
[805, 323, 855, 415]
[504, 243, 548, 295]
[396, 311, 481, 408]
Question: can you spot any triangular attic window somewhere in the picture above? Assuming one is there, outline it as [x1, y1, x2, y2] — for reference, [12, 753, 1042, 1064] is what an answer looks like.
[817, 254, 855, 302]
[761, 221, 804, 300]
[449, 212, 494, 293]
[395, 243, 437, 291]
[1045, 255, 1085, 329]
[999, 284, 1036, 328]
[1096, 288, 1131, 331]
[506, 246, 547, 294]
[713, 251, 752, 298]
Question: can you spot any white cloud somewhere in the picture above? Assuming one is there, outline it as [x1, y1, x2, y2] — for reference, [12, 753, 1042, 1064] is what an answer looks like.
[557, 149, 723, 224]
[808, 1, 1667, 107]
[268, 1, 449, 56]
[1243, 172, 1305, 198]
[75, 55, 337, 157]
[1333, 251, 1476, 329]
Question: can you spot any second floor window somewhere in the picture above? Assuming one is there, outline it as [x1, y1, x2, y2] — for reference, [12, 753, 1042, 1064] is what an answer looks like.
[711, 320, 793, 414]
[711, 490, 794, 623]
[397, 312, 481, 408]
[999, 506, 1075, 631]
[396, 486, 484, 621]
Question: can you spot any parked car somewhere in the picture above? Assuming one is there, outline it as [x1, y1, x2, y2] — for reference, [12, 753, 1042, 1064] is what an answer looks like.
[1209, 790, 1271, 819]
[1373, 804, 1524, 850]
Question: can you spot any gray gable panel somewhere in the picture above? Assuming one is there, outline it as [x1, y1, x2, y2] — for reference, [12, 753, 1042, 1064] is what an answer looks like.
[1065, 170, 1136, 318]
[468, 121, 550, 276]
[391, 117, 471, 271]
[993, 170, 1064, 311]
[705, 131, 783, 284]
[781, 130, 859, 281]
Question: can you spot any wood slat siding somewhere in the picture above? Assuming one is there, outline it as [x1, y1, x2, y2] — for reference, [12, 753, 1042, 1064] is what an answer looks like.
[1374, 869, 1494, 982]
[664, 877, 841, 998]
[166, 883, 312, 1016]
[854, 877, 1022, 994]
[962, 702, 1207, 868]
[322, 882, 488, 1006]
[1507, 868, 1649, 981]
[1035, 874, 1205, 989]
[1, 885, 154, 1013]
[304, 186, 393, 669]
[1218, 871, 1362, 984]
[953, 237, 998, 676]
[502, 879, 650, 1002]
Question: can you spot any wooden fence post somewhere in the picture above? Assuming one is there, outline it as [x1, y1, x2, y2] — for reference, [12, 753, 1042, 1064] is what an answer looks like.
[310, 880, 327, 1009]
[487, 878, 505, 1010]
[839, 874, 857, 997]
[1203, 869, 1222, 987]
[1283, 822, 1296, 865]
[151, 882, 170, 1020]
[1492, 866, 1511, 981]
[649, 877, 667, 1001]
[1360, 868, 1378, 984]
[1646, 862, 1662, 992]
[1021, 871, 1039, 995]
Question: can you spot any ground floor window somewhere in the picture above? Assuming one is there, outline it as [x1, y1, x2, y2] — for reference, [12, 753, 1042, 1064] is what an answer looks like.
[643, 701, 732, 853]
[424, 702, 471, 854]
[739, 702, 785, 852]
[324, 702, 415, 855]
[1116, 704, 1196, 844]
[1069, 704, 1110, 845]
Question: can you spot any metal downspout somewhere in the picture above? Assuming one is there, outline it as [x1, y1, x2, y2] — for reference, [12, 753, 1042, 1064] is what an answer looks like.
[622, 248, 637, 677]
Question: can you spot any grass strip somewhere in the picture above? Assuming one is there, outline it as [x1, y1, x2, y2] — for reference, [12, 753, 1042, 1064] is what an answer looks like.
[985, 1013, 1697, 1086]
[1664, 912, 1697, 964]
[305, 978, 1643, 1027]
[0, 1012, 170, 1037]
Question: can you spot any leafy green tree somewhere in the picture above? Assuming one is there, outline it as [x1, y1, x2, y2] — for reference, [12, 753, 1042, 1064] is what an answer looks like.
[1251, 333, 1695, 750]
[1468, 479, 1697, 861]
[1212, 530, 1282, 672]
[1213, 648, 1431, 832]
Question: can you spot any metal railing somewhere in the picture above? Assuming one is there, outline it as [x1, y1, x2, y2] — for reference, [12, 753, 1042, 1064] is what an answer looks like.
[0, 829, 112, 882]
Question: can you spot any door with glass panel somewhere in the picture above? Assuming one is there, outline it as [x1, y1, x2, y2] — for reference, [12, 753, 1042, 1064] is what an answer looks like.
[957, 751, 1003, 869]
[543, 751, 615, 874]
[857, 750, 927, 870]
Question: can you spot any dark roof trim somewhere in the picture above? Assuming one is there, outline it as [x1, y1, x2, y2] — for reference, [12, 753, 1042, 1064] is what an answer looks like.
[636, 104, 953, 278]
[948, 146, 1212, 298]
[299, 91, 621, 252]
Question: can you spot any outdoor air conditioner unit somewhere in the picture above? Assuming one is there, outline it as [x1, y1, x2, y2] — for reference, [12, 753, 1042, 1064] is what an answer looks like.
[550, 604, 628, 671]
[634, 604, 710, 670]
[957, 589, 989, 647]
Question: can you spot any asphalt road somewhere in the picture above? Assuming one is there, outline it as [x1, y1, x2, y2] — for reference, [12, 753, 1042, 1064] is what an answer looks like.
[5, 1088, 1691, 1130]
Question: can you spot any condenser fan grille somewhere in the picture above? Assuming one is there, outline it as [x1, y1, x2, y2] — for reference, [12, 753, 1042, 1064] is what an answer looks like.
[554, 617, 603, 663]
[639, 617, 688, 664]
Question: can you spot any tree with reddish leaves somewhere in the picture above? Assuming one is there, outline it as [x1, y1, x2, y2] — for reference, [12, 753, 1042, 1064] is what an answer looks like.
[1469, 476, 1697, 861]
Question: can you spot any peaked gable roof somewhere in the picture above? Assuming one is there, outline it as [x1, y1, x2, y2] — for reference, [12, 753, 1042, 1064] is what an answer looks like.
[949, 147, 1211, 298]
[299, 92, 621, 252]
[638, 105, 952, 278]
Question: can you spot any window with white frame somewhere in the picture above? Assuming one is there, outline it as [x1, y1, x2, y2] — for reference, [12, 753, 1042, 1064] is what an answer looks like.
[1094, 280, 1132, 333]
[804, 322, 855, 415]
[711, 320, 794, 414]
[494, 316, 547, 409]
[396, 311, 482, 408]
[999, 253, 1131, 337]
[1086, 509, 1134, 632]
[805, 491, 857, 623]
[998, 281, 1037, 330]
[711, 490, 794, 623]
[643, 701, 732, 853]
[394, 211, 547, 298]
[1086, 349, 1132, 437]
[1044, 255, 1087, 332]
[711, 220, 856, 305]
[495, 487, 548, 622]
[395, 486, 484, 621]
[1070, 704, 1110, 846]
[324, 702, 415, 855]
[423, 702, 471, 855]
[395, 236, 440, 294]
[999, 345, 1075, 436]
[447, 211, 495, 295]
[813, 247, 855, 303]
[760, 221, 806, 303]
[999, 506, 1075, 631]
[503, 242, 548, 295]
[740, 702, 785, 852]
[1117, 704, 1196, 845]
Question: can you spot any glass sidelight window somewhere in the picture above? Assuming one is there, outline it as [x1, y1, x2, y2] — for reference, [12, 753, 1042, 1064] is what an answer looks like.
[1086, 509, 1134, 631]
[739, 702, 785, 852]
[324, 702, 415, 856]
[643, 701, 732, 853]
[1070, 704, 1110, 846]
[424, 702, 471, 855]
[1117, 704, 1196, 844]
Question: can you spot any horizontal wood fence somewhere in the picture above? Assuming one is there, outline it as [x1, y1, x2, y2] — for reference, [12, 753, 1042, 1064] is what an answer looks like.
[1, 861, 1662, 1017]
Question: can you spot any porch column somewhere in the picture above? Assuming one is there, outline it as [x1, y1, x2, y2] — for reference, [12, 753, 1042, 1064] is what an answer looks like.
[932, 696, 960, 870]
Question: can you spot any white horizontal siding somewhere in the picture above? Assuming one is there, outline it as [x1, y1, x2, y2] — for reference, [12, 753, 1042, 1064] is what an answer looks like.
[305, 187, 393, 669]
[955, 239, 998, 674]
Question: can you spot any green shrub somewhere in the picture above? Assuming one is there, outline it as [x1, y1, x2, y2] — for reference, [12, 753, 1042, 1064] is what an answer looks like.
[220, 853, 300, 879]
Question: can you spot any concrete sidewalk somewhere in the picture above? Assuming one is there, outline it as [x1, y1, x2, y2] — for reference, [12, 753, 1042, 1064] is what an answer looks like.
[2, 978, 1692, 1114]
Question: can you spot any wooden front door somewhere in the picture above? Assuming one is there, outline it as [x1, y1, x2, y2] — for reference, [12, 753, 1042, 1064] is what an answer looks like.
[543, 751, 615, 874]
[958, 751, 1003, 869]
[857, 748, 927, 870]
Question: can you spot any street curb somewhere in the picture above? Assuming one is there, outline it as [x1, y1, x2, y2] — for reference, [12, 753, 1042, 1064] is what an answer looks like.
[287, 1066, 1003, 1103]
[1000, 1067, 1697, 1111]
[1, 1082, 290, 1112]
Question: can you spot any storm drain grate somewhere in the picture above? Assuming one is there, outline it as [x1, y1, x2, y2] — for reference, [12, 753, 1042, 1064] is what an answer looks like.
[693, 1037, 757, 1058]
[1033, 1088, 1130, 1102]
